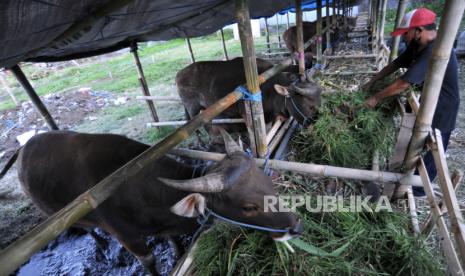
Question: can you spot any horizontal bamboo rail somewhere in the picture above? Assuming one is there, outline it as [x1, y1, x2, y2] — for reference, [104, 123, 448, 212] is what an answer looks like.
[147, 118, 245, 127]
[168, 148, 423, 186]
[325, 54, 377, 59]
[136, 96, 182, 102]
[322, 70, 378, 75]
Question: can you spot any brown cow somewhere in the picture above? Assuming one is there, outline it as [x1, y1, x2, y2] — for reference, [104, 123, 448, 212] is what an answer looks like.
[176, 57, 322, 142]
[17, 130, 301, 275]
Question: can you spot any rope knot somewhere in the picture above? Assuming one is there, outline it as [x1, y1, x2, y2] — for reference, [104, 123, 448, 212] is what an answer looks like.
[236, 85, 262, 102]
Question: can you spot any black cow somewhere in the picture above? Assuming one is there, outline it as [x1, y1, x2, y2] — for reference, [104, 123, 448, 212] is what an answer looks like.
[17, 130, 301, 275]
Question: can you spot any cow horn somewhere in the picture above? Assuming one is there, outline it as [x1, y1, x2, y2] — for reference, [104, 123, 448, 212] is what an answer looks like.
[158, 172, 226, 193]
[293, 83, 318, 97]
[218, 127, 242, 154]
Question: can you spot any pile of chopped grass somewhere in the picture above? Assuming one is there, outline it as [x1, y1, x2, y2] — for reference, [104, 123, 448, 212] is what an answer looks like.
[193, 209, 442, 275]
[291, 90, 397, 168]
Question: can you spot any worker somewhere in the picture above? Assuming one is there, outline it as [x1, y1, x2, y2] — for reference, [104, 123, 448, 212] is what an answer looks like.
[363, 8, 460, 197]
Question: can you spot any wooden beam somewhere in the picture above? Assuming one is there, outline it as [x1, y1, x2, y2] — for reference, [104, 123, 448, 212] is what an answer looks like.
[185, 38, 195, 63]
[130, 42, 159, 123]
[9, 65, 59, 130]
[147, 118, 245, 127]
[220, 29, 229, 60]
[418, 158, 464, 275]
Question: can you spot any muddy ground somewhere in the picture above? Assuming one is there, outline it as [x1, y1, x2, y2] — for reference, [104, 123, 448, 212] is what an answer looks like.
[0, 60, 464, 275]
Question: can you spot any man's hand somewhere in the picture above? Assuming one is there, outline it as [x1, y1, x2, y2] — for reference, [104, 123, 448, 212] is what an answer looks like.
[365, 96, 378, 108]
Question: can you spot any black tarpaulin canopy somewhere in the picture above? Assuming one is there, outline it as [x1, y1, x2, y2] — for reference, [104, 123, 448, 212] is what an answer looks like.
[0, 0, 303, 68]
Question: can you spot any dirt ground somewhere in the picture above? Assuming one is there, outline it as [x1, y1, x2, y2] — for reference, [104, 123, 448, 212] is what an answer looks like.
[0, 59, 464, 275]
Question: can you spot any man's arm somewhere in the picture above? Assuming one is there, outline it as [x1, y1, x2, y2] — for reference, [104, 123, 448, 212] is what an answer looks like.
[366, 79, 410, 108]
[363, 62, 402, 91]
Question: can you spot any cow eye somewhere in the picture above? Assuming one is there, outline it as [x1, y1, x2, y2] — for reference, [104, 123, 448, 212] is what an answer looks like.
[242, 205, 258, 213]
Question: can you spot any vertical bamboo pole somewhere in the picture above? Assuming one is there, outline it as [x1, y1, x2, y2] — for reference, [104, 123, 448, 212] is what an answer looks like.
[316, 0, 323, 65]
[235, 0, 268, 158]
[404, 0, 465, 170]
[379, 0, 388, 47]
[265, 18, 271, 54]
[295, 0, 306, 78]
[9, 65, 59, 130]
[130, 42, 159, 123]
[389, 0, 409, 62]
[276, 14, 282, 48]
[185, 38, 195, 63]
[325, 0, 331, 49]
[332, 0, 337, 26]
[286, 12, 290, 29]
[220, 29, 229, 60]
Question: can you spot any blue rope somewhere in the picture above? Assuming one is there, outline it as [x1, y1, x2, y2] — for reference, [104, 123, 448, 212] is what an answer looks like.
[263, 148, 273, 176]
[236, 85, 262, 102]
[313, 63, 324, 70]
[201, 208, 288, 233]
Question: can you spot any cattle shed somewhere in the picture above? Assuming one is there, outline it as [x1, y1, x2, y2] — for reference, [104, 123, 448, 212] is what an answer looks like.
[0, 0, 465, 275]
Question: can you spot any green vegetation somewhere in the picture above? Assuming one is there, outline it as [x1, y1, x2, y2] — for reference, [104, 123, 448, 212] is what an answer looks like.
[290, 90, 396, 169]
[194, 207, 441, 275]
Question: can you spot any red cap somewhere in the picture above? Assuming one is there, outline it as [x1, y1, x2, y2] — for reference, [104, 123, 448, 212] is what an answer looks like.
[391, 8, 436, 36]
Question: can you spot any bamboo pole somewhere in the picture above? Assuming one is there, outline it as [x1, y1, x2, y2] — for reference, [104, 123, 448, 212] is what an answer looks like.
[136, 96, 182, 102]
[220, 29, 229, 60]
[332, 0, 337, 26]
[130, 42, 159, 123]
[404, 0, 465, 170]
[429, 130, 465, 265]
[268, 118, 293, 154]
[325, 0, 331, 50]
[0, 49, 298, 275]
[0, 72, 18, 106]
[316, 0, 323, 65]
[406, 186, 420, 234]
[275, 14, 282, 48]
[286, 12, 290, 29]
[235, 0, 268, 158]
[147, 118, 245, 127]
[9, 65, 59, 130]
[265, 18, 271, 54]
[378, 0, 388, 48]
[266, 117, 285, 144]
[322, 70, 378, 75]
[326, 54, 377, 59]
[418, 158, 464, 275]
[169, 148, 424, 186]
[185, 38, 195, 63]
[389, 0, 409, 62]
[295, 0, 305, 77]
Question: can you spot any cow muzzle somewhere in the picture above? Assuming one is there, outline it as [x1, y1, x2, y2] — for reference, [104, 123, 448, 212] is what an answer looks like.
[271, 219, 303, 241]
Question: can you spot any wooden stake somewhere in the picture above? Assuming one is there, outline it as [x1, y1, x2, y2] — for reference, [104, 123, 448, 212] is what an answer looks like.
[147, 118, 245, 127]
[9, 65, 59, 130]
[235, 0, 268, 158]
[185, 38, 195, 63]
[316, 0, 323, 65]
[418, 158, 464, 275]
[404, 0, 465, 170]
[220, 29, 229, 60]
[130, 42, 159, 123]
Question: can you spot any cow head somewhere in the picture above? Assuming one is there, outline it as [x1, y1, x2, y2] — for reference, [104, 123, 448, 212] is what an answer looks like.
[159, 129, 302, 241]
[274, 79, 322, 127]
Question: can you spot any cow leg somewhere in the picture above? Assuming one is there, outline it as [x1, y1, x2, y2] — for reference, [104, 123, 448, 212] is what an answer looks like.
[117, 237, 159, 276]
[87, 229, 111, 262]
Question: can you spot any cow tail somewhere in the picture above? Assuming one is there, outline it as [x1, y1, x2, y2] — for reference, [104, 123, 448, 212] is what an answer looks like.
[0, 147, 21, 180]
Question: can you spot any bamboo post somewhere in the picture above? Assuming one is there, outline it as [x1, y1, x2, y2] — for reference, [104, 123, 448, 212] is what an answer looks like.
[130, 42, 159, 123]
[295, 0, 305, 78]
[378, 0, 388, 48]
[316, 0, 323, 65]
[169, 148, 424, 186]
[429, 131, 465, 265]
[325, 0, 331, 50]
[418, 158, 464, 274]
[9, 65, 58, 130]
[220, 29, 229, 60]
[406, 186, 420, 234]
[404, 0, 465, 170]
[265, 18, 271, 54]
[0, 72, 18, 106]
[286, 12, 290, 29]
[389, 0, 409, 62]
[268, 118, 293, 154]
[275, 14, 282, 48]
[332, 0, 337, 26]
[185, 38, 195, 63]
[147, 118, 245, 127]
[266, 117, 285, 144]
[0, 49, 296, 276]
[235, 0, 268, 158]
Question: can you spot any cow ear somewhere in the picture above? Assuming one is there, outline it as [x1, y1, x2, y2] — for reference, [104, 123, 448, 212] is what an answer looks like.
[170, 193, 206, 218]
[274, 84, 290, 97]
